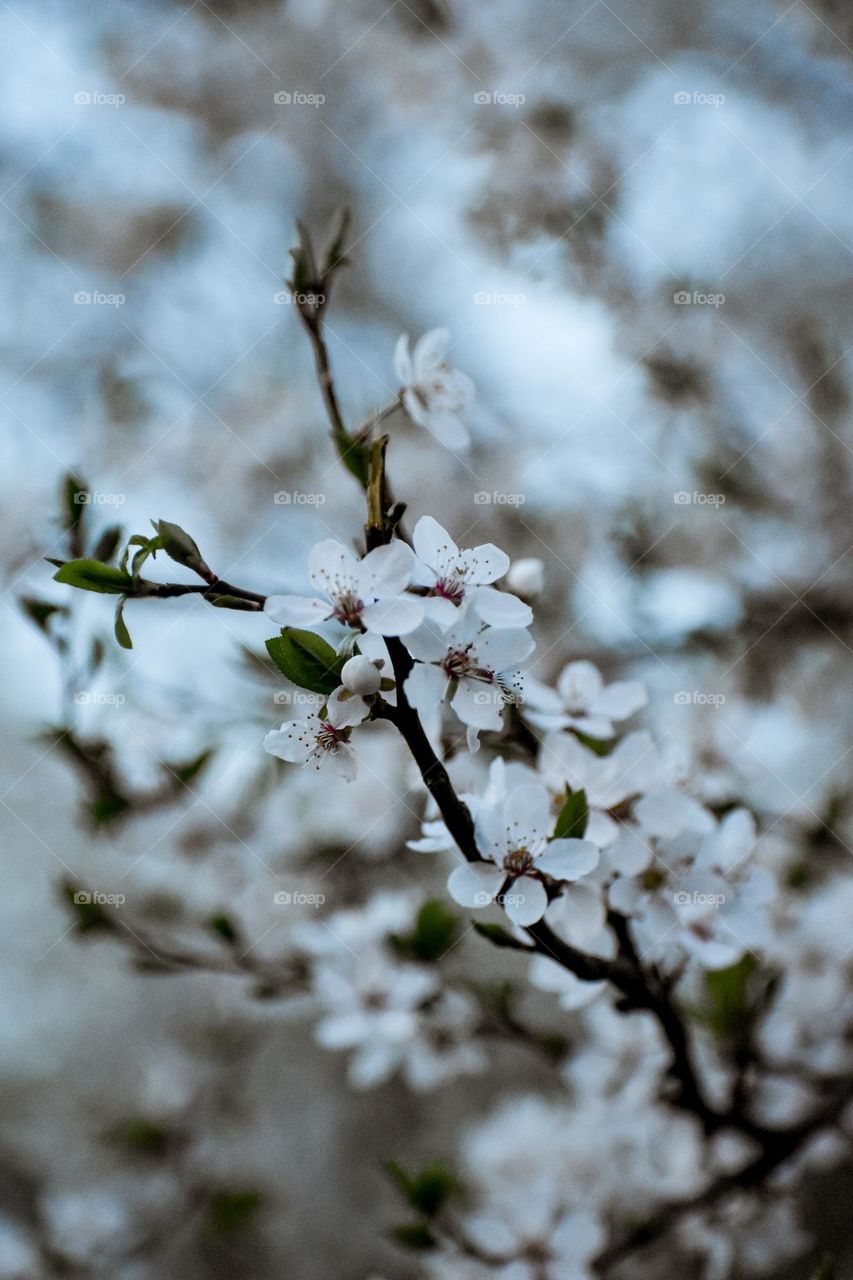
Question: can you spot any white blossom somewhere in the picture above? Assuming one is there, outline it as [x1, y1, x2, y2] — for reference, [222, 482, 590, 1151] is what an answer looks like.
[448, 782, 599, 926]
[264, 538, 423, 635]
[523, 659, 646, 737]
[341, 653, 383, 695]
[263, 686, 368, 781]
[412, 515, 532, 628]
[394, 328, 474, 449]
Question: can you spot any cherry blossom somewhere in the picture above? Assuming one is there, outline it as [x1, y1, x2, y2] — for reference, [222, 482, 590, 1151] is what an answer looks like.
[264, 538, 423, 636]
[523, 659, 646, 737]
[412, 514, 533, 628]
[263, 686, 368, 781]
[394, 328, 474, 449]
[404, 612, 534, 748]
[447, 782, 599, 925]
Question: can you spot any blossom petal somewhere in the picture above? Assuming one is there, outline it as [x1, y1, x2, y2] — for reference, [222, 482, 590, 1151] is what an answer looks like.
[535, 838, 599, 881]
[263, 721, 314, 763]
[589, 679, 648, 720]
[503, 875, 548, 925]
[556, 660, 603, 710]
[361, 540, 416, 594]
[502, 783, 552, 847]
[393, 333, 412, 384]
[263, 594, 329, 627]
[308, 539, 361, 599]
[330, 743, 358, 782]
[470, 586, 533, 628]
[458, 543, 510, 585]
[447, 862, 504, 908]
[476, 626, 535, 671]
[412, 515, 459, 574]
[412, 327, 450, 376]
[421, 595, 461, 629]
[326, 686, 368, 729]
[361, 595, 424, 636]
[451, 680, 503, 730]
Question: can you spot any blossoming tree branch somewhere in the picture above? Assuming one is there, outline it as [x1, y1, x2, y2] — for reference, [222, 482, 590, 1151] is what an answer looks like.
[45, 212, 852, 1277]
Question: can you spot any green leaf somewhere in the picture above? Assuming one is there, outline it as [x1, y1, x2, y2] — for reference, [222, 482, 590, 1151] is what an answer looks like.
[153, 519, 205, 571]
[60, 472, 88, 532]
[167, 747, 214, 787]
[388, 1223, 437, 1251]
[91, 524, 123, 564]
[19, 596, 68, 634]
[265, 629, 344, 695]
[103, 1117, 174, 1158]
[127, 533, 163, 583]
[205, 1190, 263, 1236]
[54, 559, 133, 595]
[114, 596, 132, 649]
[572, 730, 614, 756]
[209, 914, 239, 946]
[289, 220, 318, 294]
[473, 921, 523, 950]
[553, 787, 589, 840]
[321, 206, 351, 276]
[62, 881, 115, 934]
[701, 955, 757, 1039]
[390, 899, 459, 963]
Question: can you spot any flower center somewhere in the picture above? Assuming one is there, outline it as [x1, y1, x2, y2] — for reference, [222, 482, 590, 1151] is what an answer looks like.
[332, 591, 365, 627]
[433, 575, 465, 605]
[441, 646, 494, 683]
[315, 722, 348, 752]
[503, 847, 534, 876]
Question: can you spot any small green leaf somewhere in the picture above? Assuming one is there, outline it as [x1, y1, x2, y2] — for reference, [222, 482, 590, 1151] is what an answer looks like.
[54, 559, 133, 595]
[572, 730, 614, 756]
[114, 596, 132, 649]
[167, 748, 214, 787]
[473, 921, 523, 950]
[60, 472, 88, 532]
[19, 596, 68, 634]
[205, 1190, 263, 1237]
[62, 881, 115, 933]
[553, 787, 589, 840]
[265, 629, 344, 695]
[209, 914, 239, 946]
[389, 1223, 437, 1251]
[91, 524, 123, 564]
[103, 1117, 174, 1158]
[153, 520, 205, 571]
[701, 955, 757, 1039]
[289, 220, 318, 294]
[390, 899, 459, 963]
[321, 206, 351, 276]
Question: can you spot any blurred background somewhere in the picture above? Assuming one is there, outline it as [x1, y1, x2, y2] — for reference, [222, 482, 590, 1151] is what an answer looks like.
[1, 0, 852, 1275]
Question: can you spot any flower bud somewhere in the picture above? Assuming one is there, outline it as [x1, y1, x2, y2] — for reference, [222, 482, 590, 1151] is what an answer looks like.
[341, 654, 382, 695]
[506, 557, 544, 598]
